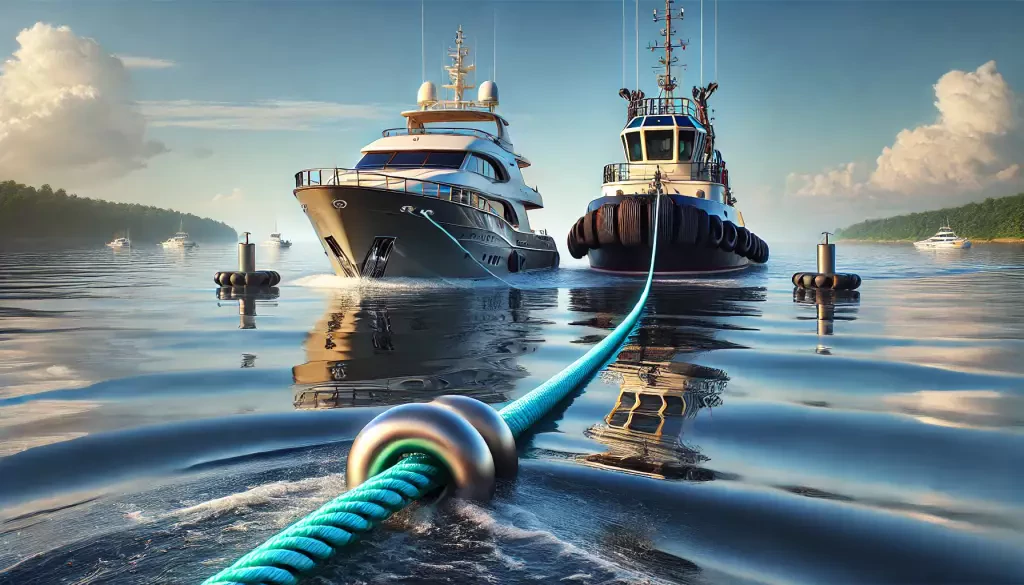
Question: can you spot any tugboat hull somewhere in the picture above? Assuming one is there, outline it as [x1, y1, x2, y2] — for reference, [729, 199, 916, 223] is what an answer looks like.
[569, 195, 766, 275]
[295, 186, 559, 279]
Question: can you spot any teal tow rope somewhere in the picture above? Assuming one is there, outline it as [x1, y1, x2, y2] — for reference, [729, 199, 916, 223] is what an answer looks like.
[418, 209, 517, 288]
[201, 194, 665, 585]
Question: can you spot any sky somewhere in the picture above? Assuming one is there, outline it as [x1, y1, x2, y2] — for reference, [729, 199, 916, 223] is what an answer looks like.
[0, 0, 1021, 245]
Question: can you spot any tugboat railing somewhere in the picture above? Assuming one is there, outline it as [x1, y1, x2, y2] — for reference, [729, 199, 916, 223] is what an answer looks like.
[627, 97, 700, 120]
[602, 162, 724, 184]
[295, 168, 506, 221]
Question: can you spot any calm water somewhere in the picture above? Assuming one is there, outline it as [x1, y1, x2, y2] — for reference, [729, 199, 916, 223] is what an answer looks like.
[1, 241, 1023, 584]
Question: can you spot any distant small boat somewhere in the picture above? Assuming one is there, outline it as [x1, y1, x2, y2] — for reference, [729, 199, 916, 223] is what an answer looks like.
[263, 224, 292, 248]
[914, 226, 971, 249]
[162, 219, 198, 249]
[107, 229, 131, 249]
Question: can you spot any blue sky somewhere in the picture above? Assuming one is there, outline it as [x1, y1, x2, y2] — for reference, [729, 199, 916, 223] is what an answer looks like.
[0, 0, 1021, 243]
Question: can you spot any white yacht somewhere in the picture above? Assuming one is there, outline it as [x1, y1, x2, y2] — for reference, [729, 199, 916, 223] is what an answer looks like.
[161, 220, 198, 249]
[263, 225, 292, 248]
[293, 26, 558, 279]
[914, 226, 971, 249]
[106, 229, 130, 249]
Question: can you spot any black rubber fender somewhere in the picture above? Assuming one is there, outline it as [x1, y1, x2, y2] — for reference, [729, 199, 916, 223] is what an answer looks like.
[650, 197, 674, 247]
[792, 272, 804, 287]
[814, 274, 833, 288]
[567, 231, 586, 259]
[694, 208, 710, 247]
[735, 227, 752, 257]
[800, 273, 816, 288]
[618, 197, 642, 247]
[706, 214, 724, 248]
[720, 221, 738, 252]
[269, 271, 282, 286]
[582, 210, 600, 248]
[245, 271, 266, 287]
[597, 204, 618, 246]
[573, 217, 586, 245]
[230, 272, 247, 286]
[676, 205, 698, 246]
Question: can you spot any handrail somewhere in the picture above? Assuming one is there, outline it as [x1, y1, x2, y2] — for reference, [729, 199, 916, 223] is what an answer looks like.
[627, 97, 699, 120]
[381, 127, 506, 144]
[294, 168, 508, 223]
[602, 162, 724, 184]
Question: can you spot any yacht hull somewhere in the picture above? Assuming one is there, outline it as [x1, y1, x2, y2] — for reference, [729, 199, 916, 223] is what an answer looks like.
[295, 186, 559, 279]
[584, 195, 752, 275]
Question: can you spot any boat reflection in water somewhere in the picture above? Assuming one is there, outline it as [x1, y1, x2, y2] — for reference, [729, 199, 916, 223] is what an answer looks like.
[583, 348, 727, 481]
[216, 286, 280, 329]
[793, 288, 860, 353]
[568, 283, 765, 481]
[293, 288, 554, 409]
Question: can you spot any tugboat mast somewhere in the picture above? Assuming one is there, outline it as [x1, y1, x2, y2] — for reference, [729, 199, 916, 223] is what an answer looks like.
[650, 0, 688, 98]
[443, 26, 475, 102]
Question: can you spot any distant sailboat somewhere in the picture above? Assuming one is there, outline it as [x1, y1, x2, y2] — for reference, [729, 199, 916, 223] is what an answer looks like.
[107, 228, 131, 249]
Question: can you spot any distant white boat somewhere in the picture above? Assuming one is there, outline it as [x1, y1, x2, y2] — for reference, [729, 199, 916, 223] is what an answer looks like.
[107, 229, 130, 249]
[162, 219, 198, 249]
[914, 226, 971, 249]
[263, 224, 292, 248]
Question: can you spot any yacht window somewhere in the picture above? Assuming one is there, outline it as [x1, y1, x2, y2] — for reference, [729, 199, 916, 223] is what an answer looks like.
[625, 132, 643, 162]
[467, 154, 504, 181]
[504, 205, 519, 227]
[645, 130, 674, 161]
[627, 117, 644, 128]
[643, 116, 674, 126]
[355, 152, 393, 168]
[386, 151, 428, 167]
[678, 130, 696, 161]
[422, 151, 464, 168]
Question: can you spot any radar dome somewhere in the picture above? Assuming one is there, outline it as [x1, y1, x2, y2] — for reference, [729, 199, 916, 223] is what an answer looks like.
[417, 81, 437, 106]
[478, 81, 499, 105]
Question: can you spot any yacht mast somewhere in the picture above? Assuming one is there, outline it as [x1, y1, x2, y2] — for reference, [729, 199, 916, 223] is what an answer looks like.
[443, 26, 475, 102]
[650, 0, 687, 98]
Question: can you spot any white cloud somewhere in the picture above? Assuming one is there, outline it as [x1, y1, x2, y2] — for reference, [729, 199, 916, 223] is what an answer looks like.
[115, 54, 176, 69]
[140, 99, 388, 131]
[786, 162, 861, 197]
[789, 61, 1020, 198]
[0, 23, 166, 186]
[212, 187, 244, 204]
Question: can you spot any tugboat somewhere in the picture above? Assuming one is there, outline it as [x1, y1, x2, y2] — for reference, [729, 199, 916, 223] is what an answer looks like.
[293, 26, 559, 279]
[567, 0, 768, 274]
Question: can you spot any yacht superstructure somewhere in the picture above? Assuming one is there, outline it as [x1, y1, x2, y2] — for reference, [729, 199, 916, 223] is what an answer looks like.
[914, 226, 971, 249]
[567, 0, 768, 274]
[293, 26, 558, 279]
[106, 229, 130, 249]
[162, 220, 197, 249]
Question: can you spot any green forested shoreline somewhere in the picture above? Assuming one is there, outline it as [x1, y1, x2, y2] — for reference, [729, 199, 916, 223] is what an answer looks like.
[836, 193, 1024, 241]
[0, 181, 237, 243]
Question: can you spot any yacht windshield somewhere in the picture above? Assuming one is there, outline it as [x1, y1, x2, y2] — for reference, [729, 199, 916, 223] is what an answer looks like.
[356, 151, 467, 170]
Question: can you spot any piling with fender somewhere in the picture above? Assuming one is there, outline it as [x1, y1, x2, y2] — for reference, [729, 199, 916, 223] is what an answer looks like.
[793, 232, 861, 290]
[214, 232, 280, 290]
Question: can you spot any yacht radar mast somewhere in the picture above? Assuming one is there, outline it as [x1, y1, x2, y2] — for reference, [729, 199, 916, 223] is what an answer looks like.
[443, 26, 475, 102]
[649, 0, 688, 97]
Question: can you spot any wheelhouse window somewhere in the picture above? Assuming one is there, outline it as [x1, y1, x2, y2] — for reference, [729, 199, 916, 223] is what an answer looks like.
[355, 152, 393, 169]
[466, 153, 505, 181]
[678, 130, 696, 162]
[642, 116, 674, 126]
[644, 130, 674, 161]
[355, 151, 467, 170]
[627, 117, 644, 128]
[625, 132, 643, 162]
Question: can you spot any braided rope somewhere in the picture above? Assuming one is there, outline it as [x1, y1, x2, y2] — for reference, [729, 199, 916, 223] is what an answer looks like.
[201, 194, 664, 584]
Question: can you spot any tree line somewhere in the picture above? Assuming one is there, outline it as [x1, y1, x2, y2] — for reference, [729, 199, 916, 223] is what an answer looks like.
[837, 193, 1024, 241]
[0, 181, 238, 243]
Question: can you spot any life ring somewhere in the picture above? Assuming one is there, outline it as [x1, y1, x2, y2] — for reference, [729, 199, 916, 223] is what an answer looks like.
[706, 214, 724, 248]
[720, 221, 738, 252]
[597, 204, 618, 246]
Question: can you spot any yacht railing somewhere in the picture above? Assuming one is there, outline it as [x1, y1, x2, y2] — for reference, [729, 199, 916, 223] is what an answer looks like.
[602, 162, 724, 184]
[295, 168, 506, 221]
[627, 97, 700, 120]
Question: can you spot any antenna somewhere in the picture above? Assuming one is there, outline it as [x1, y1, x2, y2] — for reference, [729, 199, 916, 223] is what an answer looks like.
[421, 0, 425, 81]
[442, 26, 475, 102]
[649, 0, 688, 97]
[700, 0, 703, 86]
[493, 4, 497, 80]
[714, 0, 718, 81]
[635, 0, 639, 89]
[622, 0, 626, 88]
